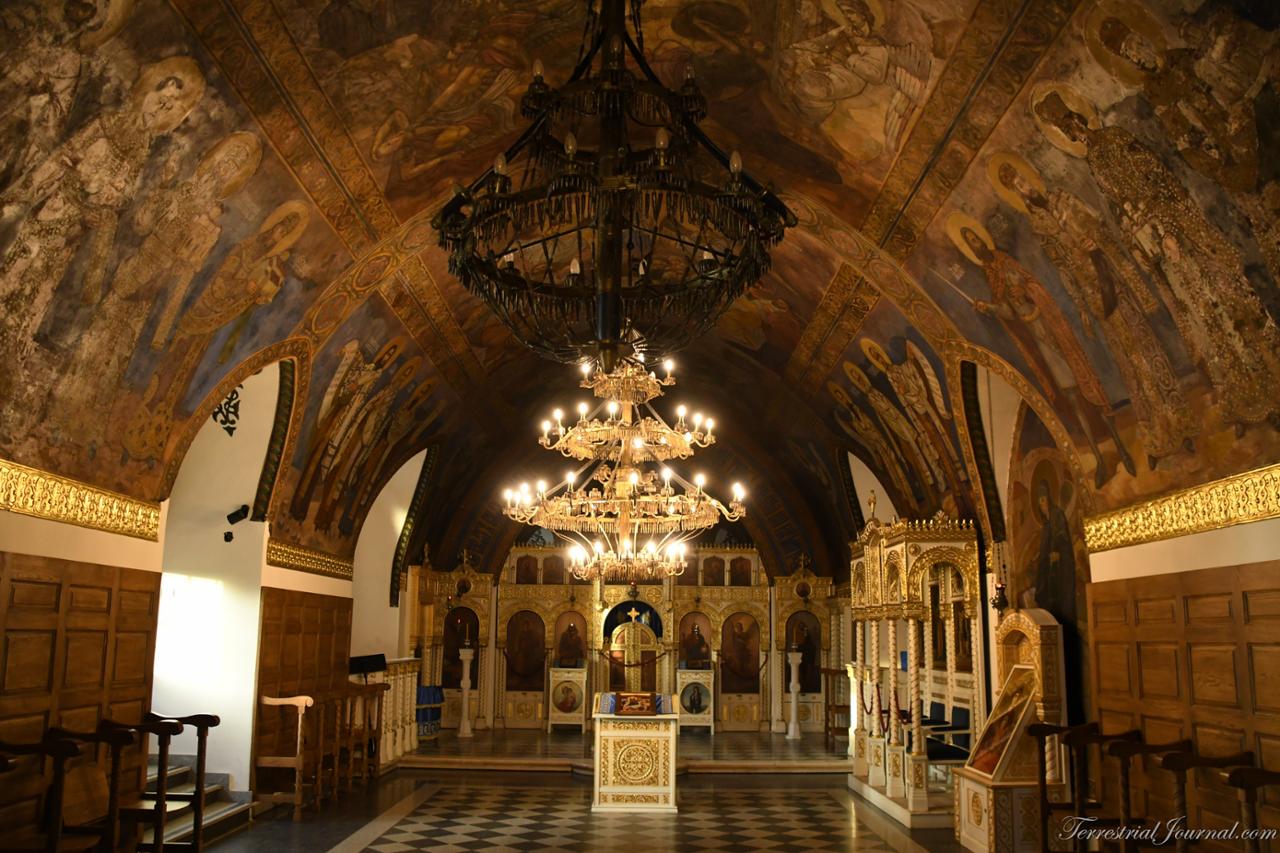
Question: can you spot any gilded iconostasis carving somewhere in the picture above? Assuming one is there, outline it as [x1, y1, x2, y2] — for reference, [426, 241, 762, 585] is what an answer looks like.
[1, 0, 1278, 574]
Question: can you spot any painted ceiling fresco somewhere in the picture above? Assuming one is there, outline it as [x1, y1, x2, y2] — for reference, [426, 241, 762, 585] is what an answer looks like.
[2, 0, 1279, 578]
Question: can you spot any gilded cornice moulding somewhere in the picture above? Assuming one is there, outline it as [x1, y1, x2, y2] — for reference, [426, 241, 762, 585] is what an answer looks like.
[266, 538, 354, 580]
[1084, 463, 1280, 552]
[0, 457, 160, 541]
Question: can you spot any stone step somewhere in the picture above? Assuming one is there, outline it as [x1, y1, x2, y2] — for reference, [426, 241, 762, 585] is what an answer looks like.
[141, 800, 253, 845]
[145, 762, 191, 791]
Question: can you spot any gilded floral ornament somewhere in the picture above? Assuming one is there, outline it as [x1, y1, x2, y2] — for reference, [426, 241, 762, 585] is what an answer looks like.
[0, 457, 160, 540]
[1084, 462, 1280, 551]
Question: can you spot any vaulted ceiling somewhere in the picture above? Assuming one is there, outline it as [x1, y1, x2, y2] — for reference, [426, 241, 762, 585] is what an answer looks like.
[2, 0, 1278, 580]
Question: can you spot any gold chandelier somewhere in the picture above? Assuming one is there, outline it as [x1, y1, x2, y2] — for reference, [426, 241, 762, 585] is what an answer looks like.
[503, 359, 745, 582]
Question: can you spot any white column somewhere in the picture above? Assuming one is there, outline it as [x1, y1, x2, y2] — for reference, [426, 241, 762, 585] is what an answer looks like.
[786, 651, 802, 740]
[458, 647, 475, 738]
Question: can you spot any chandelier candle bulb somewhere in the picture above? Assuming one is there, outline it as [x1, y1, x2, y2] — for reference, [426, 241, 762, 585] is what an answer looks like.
[502, 361, 744, 582]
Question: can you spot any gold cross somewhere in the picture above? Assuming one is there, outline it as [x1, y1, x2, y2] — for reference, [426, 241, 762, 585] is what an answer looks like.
[627, 607, 641, 621]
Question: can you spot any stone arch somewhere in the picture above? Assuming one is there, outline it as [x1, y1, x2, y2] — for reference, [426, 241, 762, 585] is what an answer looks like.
[907, 545, 980, 618]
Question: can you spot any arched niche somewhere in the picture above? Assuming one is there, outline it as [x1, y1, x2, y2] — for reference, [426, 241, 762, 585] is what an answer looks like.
[515, 555, 538, 584]
[678, 611, 713, 669]
[702, 556, 725, 586]
[603, 600, 663, 639]
[721, 612, 761, 694]
[784, 610, 822, 694]
[442, 606, 480, 689]
[729, 556, 752, 586]
[552, 611, 587, 668]
[542, 556, 565, 585]
[504, 610, 546, 692]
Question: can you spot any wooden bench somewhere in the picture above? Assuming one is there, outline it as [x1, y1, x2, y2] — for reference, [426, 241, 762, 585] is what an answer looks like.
[0, 735, 102, 853]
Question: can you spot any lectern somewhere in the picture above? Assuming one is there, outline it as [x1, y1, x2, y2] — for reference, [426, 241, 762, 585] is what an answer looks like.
[591, 693, 678, 813]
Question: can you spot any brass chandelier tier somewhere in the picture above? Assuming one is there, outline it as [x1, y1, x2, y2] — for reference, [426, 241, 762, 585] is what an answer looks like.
[503, 359, 745, 581]
[432, 0, 794, 369]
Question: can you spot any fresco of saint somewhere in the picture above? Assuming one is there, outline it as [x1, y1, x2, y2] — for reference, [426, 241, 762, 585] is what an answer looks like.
[947, 211, 1134, 487]
[988, 152, 1197, 468]
[122, 200, 311, 460]
[1032, 84, 1280, 436]
[44, 133, 263, 437]
[0, 57, 205, 427]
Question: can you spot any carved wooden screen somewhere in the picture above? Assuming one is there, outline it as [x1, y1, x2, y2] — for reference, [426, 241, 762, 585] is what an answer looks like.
[1088, 561, 1280, 848]
[0, 553, 160, 832]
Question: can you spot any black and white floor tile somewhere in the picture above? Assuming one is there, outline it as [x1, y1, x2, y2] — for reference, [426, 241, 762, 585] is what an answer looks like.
[332, 784, 911, 852]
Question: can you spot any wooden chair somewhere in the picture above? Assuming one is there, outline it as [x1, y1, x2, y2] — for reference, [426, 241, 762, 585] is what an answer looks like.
[255, 695, 316, 821]
[1159, 749, 1254, 853]
[44, 724, 135, 851]
[1062, 724, 1142, 851]
[0, 737, 95, 853]
[50, 720, 188, 853]
[100, 718, 186, 853]
[1027, 722, 1097, 853]
[145, 713, 219, 853]
[820, 667, 850, 752]
[1106, 738, 1192, 852]
[1224, 766, 1280, 853]
[358, 683, 390, 780]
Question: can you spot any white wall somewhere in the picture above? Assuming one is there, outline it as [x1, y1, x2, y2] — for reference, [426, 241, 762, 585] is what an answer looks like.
[1089, 517, 1280, 582]
[0, 501, 168, 571]
[153, 364, 278, 792]
[350, 449, 427, 658]
[261, 563, 352, 598]
[847, 451, 898, 521]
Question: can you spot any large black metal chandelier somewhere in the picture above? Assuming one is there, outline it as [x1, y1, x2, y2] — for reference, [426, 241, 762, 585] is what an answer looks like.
[432, 0, 795, 370]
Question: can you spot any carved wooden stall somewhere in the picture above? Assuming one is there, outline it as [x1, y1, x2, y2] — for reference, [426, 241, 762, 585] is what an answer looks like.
[497, 547, 591, 729]
[847, 513, 982, 828]
[775, 563, 833, 734]
[953, 608, 1067, 852]
[420, 558, 494, 731]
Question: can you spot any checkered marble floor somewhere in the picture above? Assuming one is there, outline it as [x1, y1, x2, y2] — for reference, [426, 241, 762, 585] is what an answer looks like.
[355, 785, 897, 852]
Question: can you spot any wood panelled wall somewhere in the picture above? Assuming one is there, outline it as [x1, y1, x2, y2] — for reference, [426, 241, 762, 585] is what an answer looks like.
[0, 553, 160, 831]
[1088, 561, 1280, 848]
[253, 587, 352, 783]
